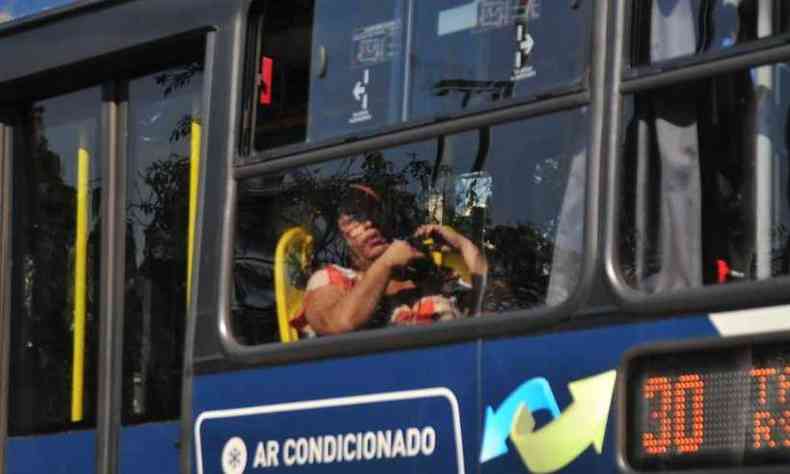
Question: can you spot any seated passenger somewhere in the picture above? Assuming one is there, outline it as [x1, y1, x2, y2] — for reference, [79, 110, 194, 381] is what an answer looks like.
[299, 184, 487, 336]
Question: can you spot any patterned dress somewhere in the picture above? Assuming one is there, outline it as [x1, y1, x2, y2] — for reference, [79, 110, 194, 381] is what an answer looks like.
[293, 264, 462, 336]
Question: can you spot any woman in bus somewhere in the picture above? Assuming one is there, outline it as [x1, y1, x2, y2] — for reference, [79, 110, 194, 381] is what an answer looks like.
[299, 184, 488, 336]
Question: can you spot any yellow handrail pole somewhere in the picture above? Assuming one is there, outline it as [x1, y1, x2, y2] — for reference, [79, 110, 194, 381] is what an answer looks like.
[187, 119, 201, 305]
[71, 146, 90, 422]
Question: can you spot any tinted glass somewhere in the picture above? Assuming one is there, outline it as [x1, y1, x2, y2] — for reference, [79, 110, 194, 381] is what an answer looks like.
[248, 0, 313, 151]
[123, 63, 203, 424]
[408, 0, 591, 120]
[0, 0, 79, 23]
[307, 0, 407, 142]
[619, 63, 790, 291]
[632, 0, 790, 65]
[250, 0, 590, 151]
[9, 87, 101, 435]
[235, 109, 588, 345]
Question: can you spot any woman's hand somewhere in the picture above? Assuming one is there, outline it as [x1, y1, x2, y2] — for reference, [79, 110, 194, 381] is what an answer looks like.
[414, 224, 468, 251]
[339, 216, 379, 248]
[414, 224, 488, 276]
[379, 239, 423, 269]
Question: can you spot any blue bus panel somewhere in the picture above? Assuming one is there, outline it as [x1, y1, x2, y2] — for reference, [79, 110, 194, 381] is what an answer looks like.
[193, 314, 729, 473]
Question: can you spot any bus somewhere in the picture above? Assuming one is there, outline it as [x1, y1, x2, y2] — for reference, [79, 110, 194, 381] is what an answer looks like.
[2, 0, 790, 473]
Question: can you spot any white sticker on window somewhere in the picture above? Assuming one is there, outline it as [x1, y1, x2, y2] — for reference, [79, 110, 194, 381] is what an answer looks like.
[349, 68, 373, 124]
[352, 20, 401, 68]
[437, 2, 479, 36]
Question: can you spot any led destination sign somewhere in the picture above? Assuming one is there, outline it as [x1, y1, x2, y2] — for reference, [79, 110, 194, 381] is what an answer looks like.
[624, 340, 790, 471]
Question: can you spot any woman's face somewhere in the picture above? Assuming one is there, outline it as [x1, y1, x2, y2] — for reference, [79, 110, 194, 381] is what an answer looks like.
[338, 214, 389, 263]
[338, 186, 389, 264]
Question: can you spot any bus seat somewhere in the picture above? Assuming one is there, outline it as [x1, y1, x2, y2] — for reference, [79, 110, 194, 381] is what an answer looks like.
[274, 227, 313, 343]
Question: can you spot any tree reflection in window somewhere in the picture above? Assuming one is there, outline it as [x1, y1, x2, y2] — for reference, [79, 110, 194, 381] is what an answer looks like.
[123, 62, 202, 424]
[235, 109, 587, 344]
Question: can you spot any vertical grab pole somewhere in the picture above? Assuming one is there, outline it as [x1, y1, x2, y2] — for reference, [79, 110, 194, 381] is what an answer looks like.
[755, 1, 774, 279]
[71, 143, 90, 422]
[187, 118, 201, 305]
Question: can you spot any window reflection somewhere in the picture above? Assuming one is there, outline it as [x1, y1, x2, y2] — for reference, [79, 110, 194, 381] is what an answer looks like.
[307, 0, 407, 142]
[620, 63, 790, 291]
[409, 0, 591, 121]
[236, 109, 588, 344]
[124, 63, 202, 424]
[251, 0, 591, 151]
[633, 0, 790, 65]
[10, 88, 101, 435]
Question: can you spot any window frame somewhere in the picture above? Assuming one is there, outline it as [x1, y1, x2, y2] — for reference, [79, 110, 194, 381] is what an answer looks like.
[214, 0, 611, 366]
[605, 0, 790, 320]
[0, 110, 13, 467]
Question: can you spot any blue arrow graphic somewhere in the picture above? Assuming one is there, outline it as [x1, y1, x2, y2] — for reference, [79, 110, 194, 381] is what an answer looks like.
[480, 377, 561, 463]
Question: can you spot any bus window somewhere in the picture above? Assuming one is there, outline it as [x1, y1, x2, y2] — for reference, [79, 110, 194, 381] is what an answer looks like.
[234, 108, 588, 345]
[123, 62, 203, 424]
[9, 87, 101, 435]
[247, 0, 591, 152]
[306, 0, 407, 143]
[619, 62, 790, 292]
[248, 0, 314, 151]
[631, 0, 790, 65]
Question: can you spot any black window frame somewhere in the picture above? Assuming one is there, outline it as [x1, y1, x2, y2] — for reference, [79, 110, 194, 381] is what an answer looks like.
[214, 0, 611, 366]
[606, 1, 790, 324]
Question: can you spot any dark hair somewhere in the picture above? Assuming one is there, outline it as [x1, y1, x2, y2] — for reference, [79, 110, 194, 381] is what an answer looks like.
[337, 184, 390, 235]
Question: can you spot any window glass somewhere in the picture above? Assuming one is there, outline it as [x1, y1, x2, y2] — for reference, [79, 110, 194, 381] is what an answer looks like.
[9, 87, 101, 435]
[235, 109, 588, 345]
[632, 0, 790, 65]
[306, 0, 407, 143]
[123, 63, 203, 424]
[408, 0, 591, 120]
[249, 0, 313, 150]
[250, 0, 590, 151]
[619, 63, 790, 291]
[0, 0, 78, 24]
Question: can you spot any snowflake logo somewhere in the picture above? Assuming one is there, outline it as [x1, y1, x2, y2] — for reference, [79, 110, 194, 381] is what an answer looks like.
[222, 437, 248, 474]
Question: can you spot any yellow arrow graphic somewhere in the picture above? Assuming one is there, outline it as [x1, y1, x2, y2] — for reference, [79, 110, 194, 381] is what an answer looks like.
[509, 370, 616, 473]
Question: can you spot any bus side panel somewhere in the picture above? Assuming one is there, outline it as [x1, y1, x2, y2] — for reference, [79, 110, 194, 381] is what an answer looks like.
[192, 343, 478, 474]
[479, 315, 719, 474]
[120, 422, 180, 473]
[7, 430, 96, 473]
[194, 312, 783, 473]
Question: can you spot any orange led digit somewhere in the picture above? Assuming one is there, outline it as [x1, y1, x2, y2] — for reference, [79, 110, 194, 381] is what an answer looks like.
[643, 377, 672, 454]
[673, 374, 704, 453]
[751, 367, 780, 449]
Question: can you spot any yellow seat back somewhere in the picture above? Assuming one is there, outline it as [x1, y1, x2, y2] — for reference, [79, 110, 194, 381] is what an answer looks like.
[274, 227, 313, 343]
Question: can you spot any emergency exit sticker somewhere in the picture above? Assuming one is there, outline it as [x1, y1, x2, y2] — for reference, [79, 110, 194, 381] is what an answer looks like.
[351, 20, 401, 68]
